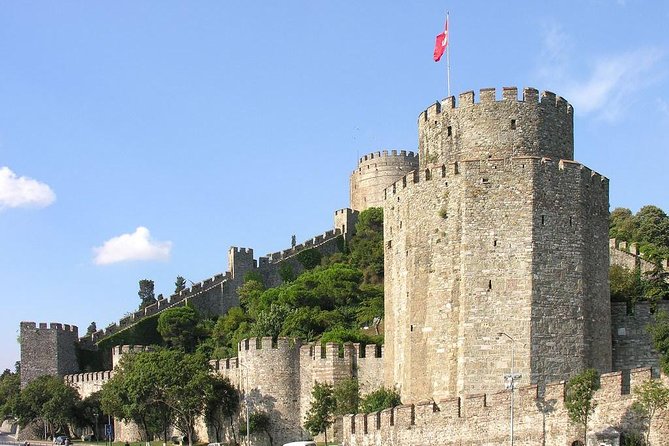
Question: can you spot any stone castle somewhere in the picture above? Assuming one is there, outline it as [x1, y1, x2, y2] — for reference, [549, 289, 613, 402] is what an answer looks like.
[19, 87, 669, 446]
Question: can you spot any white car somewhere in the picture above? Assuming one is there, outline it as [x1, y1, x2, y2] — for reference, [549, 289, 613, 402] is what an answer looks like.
[282, 442, 316, 446]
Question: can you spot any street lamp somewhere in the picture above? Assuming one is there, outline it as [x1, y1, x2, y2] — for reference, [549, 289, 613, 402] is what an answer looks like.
[93, 411, 99, 443]
[497, 332, 521, 446]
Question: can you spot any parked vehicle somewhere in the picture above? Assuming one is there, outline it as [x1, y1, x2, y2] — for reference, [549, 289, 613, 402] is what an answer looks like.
[282, 442, 316, 446]
[54, 436, 70, 445]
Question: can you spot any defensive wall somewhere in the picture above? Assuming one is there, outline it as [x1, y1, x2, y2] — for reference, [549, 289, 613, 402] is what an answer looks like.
[350, 150, 419, 211]
[611, 301, 669, 373]
[207, 337, 384, 446]
[75, 217, 349, 348]
[344, 368, 669, 446]
[19, 322, 80, 388]
[609, 238, 668, 274]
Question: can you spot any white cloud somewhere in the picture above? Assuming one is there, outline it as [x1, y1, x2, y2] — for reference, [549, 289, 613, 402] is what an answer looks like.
[93, 226, 172, 265]
[536, 26, 665, 122]
[0, 166, 56, 210]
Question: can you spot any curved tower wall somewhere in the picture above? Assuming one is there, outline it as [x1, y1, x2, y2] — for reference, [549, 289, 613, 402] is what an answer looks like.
[418, 87, 574, 166]
[384, 87, 611, 403]
[238, 338, 305, 445]
[350, 150, 419, 211]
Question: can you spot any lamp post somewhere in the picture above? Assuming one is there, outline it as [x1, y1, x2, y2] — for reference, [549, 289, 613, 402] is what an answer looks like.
[497, 332, 521, 446]
[93, 411, 99, 443]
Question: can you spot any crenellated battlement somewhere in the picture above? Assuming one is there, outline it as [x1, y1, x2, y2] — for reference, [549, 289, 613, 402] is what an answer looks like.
[64, 370, 112, 384]
[300, 342, 383, 361]
[264, 228, 341, 263]
[609, 238, 667, 273]
[21, 321, 79, 334]
[420, 87, 572, 121]
[417, 86, 575, 168]
[355, 150, 418, 168]
[344, 368, 661, 440]
[238, 336, 301, 353]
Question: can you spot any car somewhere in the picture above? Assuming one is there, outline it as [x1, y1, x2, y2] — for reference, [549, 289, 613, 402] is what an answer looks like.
[54, 436, 70, 445]
[282, 442, 316, 446]
[83, 434, 96, 441]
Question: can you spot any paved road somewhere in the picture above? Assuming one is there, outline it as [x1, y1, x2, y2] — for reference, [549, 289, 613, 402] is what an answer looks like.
[0, 432, 18, 445]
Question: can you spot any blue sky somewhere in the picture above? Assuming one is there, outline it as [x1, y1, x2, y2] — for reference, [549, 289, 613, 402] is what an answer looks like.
[1, 1, 668, 371]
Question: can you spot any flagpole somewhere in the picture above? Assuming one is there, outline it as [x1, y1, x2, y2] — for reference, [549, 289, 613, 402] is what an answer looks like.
[446, 12, 451, 97]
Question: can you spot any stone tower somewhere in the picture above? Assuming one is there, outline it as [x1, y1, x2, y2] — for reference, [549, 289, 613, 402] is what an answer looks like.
[384, 87, 611, 402]
[20, 322, 80, 387]
[350, 150, 419, 211]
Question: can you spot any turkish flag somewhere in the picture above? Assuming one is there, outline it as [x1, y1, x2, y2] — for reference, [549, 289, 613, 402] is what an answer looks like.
[433, 18, 448, 62]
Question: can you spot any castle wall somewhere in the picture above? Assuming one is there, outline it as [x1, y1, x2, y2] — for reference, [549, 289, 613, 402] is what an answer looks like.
[384, 88, 611, 402]
[344, 369, 669, 446]
[611, 301, 669, 373]
[64, 371, 112, 398]
[609, 239, 659, 274]
[20, 322, 80, 387]
[238, 338, 305, 446]
[350, 150, 418, 211]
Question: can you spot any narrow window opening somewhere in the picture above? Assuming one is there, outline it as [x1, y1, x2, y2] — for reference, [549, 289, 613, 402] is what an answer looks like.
[447, 126, 452, 136]
[399, 221, 402, 228]
[511, 119, 517, 129]
[410, 325, 414, 332]
[493, 239, 497, 247]
[541, 215, 545, 226]
[387, 240, 392, 249]
[481, 178, 489, 184]
[488, 280, 492, 291]
[569, 216, 573, 226]
[425, 169, 432, 180]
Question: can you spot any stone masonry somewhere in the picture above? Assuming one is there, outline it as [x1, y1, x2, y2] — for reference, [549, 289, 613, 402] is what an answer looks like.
[19, 322, 79, 388]
[384, 87, 611, 402]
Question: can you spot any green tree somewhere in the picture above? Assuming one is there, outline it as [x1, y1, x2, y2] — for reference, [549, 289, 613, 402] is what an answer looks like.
[0, 369, 20, 420]
[253, 303, 290, 339]
[14, 375, 80, 438]
[174, 276, 187, 294]
[248, 412, 273, 446]
[304, 382, 336, 445]
[101, 351, 172, 443]
[610, 207, 636, 242]
[648, 310, 669, 375]
[643, 267, 669, 303]
[333, 378, 359, 416]
[101, 349, 214, 446]
[296, 248, 323, 270]
[157, 306, 199, 352]
[356, 284, 384, 335]
[631, 378, 669, 446]
[138, 279, 156, 310]
[348, 208, 384, 284]
[85, 322, 97, 337]
[72, 392, 102, 437]
[204, 376, 239, 443]
[359, 387, 401, 413]
[565, 368, 600, 445]
[609, 265, 643, 303]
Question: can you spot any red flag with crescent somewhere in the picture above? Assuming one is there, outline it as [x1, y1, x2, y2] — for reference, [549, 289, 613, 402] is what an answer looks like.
[433, 17, 448, 62]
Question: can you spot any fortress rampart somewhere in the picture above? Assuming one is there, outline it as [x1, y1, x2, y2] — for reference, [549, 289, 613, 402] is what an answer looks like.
[611, 301, 669, 373]
[350, 150, 419, 211]
[344, 368, 669, 446]
[78, 223, 347, 348]
[207, 338, 385, 446]
[609, 238, 667, 274]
